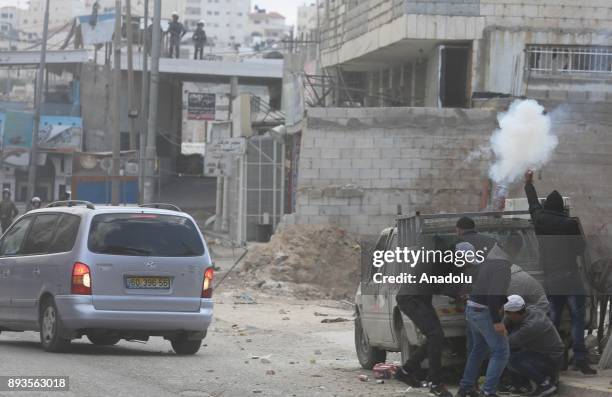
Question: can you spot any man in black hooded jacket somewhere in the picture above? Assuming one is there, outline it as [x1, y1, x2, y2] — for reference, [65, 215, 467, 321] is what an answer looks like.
[524, 170, 596, 374]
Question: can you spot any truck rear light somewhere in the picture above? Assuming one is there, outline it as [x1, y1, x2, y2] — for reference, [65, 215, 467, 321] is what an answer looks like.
[72, 262, 92, 295]
[202, 267, 214, 298]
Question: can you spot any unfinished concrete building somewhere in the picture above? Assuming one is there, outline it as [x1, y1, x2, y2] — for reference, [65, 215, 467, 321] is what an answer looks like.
[314, 0, 612, 107]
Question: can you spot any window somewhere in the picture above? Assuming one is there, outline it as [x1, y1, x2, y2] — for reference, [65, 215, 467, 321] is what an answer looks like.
[21, 214, 60, 255]
[120, 131, 130, 151]
[186, 7, 201, 14]
[49, 214, 81, 253]
[88, 214, 205, 257]
[0, 217, 33, 256]
[214, 11, 219, 15]
[207, 11, 212, 15]
[527, 45, 612, 74]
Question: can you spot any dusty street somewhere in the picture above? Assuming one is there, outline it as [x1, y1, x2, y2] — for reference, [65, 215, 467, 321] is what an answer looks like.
[0, 289, 426, 397]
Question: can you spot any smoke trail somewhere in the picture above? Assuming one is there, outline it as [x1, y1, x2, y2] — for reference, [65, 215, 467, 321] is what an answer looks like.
[489, 99, 558, 184]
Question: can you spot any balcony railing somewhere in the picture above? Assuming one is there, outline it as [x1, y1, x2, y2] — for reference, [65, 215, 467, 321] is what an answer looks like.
[527, 46, 612, 75]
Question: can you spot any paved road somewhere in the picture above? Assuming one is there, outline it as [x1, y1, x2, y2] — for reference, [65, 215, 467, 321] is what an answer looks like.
[0, 293, 422, 397]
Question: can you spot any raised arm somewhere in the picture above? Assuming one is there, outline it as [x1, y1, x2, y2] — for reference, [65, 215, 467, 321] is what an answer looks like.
[524, 170, 542, 215]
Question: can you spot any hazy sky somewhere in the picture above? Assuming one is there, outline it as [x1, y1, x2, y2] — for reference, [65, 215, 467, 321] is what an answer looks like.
[0, 0, 307, 25]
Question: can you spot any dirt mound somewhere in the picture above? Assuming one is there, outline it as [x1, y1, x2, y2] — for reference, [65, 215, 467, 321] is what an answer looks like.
[240, 225, 362, 300]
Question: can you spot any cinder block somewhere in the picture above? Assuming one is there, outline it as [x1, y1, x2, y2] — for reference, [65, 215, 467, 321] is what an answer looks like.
[332, 159, 352, 168]
[321, 148, 341, 159]
[392, 159, 413, 168]
[360, 169, 381, 179]
[340, 168, 360, 179]
[300, 168, 319, 179]
[355, 138, 375, 148]
[400, 169, 420, 179]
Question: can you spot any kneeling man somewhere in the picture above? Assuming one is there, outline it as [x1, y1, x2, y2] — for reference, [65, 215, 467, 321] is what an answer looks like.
[504, 295, 564, 397]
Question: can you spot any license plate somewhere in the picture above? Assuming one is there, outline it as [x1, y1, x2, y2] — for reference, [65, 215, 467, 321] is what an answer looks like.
[125, 276, 171, 289]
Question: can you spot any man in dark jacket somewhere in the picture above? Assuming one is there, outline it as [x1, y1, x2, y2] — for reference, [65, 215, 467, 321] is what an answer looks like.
[0, 188, 18, 233]
[457, 244, 511, 397]
[503, 295, 564, 397]
[456, 216, 497, 254]
[168, 12, 186, 58]
[395, 236, 454, 397]
[192, 21, 206, 60]
[524, 170, 596, 374]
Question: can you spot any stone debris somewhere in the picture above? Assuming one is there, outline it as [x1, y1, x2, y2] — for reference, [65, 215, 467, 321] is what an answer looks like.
[234, 293, 257, 304]
[321, 317, 350, 323]
[240, 225, 361, 300]
[265, 370, 276, 375]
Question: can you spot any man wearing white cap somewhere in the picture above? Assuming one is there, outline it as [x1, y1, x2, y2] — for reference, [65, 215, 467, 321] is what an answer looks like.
[503, 295, 564, 397]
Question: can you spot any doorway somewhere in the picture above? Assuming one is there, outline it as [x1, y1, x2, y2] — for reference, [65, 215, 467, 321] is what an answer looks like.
[439, 46, 471, 108]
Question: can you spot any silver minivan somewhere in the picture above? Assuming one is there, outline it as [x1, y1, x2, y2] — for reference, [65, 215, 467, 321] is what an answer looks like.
[0, 201, 214, 355]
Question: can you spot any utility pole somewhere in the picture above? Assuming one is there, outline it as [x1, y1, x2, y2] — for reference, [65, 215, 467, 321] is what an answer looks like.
[111, 0, 122, 205]
[144, 0, 161, 203]
[126, 0, 137, 150]
[26, 0, 50, 203]
[139, 0, 149, 203]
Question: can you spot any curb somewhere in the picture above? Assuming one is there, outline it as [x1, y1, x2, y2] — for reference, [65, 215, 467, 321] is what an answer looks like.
[559, 381, 612, 397]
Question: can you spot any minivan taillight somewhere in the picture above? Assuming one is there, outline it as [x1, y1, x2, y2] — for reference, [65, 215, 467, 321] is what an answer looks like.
[202, 267, 214, 298]
[72, 262, 92, 295]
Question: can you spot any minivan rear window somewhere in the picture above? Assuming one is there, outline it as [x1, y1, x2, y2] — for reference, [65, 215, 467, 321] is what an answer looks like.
[88, 213, 205, 257]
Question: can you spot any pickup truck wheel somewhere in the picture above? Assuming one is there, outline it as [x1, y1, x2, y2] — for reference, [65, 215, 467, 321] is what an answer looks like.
[87, 334, 121, 346]
[171, 336, 203, 355]
[39, 299, 71, 353]
[355, 315, 386, 369]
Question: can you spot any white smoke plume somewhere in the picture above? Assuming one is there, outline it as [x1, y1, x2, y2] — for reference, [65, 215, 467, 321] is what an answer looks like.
[489, 99, 558, 184]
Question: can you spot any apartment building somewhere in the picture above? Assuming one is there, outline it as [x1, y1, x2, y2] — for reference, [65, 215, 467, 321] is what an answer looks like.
[314, 0, 612, 108]
[247, 6, 292, 49]
[296, 2, 319, 39]
[183, 0, 250, 49]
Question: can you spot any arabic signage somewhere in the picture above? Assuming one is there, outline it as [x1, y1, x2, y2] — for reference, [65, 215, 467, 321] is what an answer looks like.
[187, 92, 216, 121]
[204, 137, 245, 177]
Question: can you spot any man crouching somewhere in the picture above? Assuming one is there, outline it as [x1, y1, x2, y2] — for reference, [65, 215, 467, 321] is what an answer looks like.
[503, 295, 563, 397]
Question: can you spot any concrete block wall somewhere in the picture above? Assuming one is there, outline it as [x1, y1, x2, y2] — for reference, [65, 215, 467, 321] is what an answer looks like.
[481, 0, 612, 30]
[294, 107, 497, 236]
[294, 105, 612, 242]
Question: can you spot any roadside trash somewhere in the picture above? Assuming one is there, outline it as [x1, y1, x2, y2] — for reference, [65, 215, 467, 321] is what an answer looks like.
[419, 380, 429, 388]
[234, 293, 257, 304]
[314, 350, 322, 355]
[376, 380, 384, 384]
[251, 355, 260, 359]
[253, 390, 262, 394]
[321, 317, 350, 323]
[282, 316, 290, 320]
[266, 370, 276, 375]
[246, 338, 252, 342]
[261, 358, 271, 364]
[373, 363, 400, 379]
[358, 374, 369, 382]
[314, 312, 329, 317]
[310, 359, 316, 364]
[279, 309, 288, 314]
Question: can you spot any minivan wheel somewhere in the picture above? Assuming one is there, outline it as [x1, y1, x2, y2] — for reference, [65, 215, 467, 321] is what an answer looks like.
[171, 336, 203, 355]
[355, 314, 386, 369]
[87, 334, 121, 346]
[39, 299, 71, 352]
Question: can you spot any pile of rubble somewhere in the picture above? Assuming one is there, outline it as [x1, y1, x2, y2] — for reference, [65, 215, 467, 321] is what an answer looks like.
[240, 225, 362, 300]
